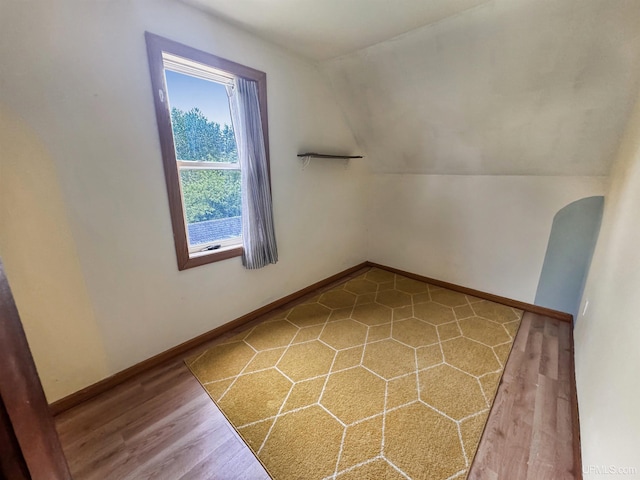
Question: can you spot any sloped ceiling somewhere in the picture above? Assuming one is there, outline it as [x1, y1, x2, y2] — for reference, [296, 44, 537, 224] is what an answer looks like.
[184, 0, 640, 176]
[180, 0, 493, 60]
[323, 0, 640, 175]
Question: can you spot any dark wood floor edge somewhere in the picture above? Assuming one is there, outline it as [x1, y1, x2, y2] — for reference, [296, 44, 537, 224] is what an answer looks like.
[467, 310, 528, 475]
[366, 262, 574, 323]
[184, 360, 276, 480]
[49, 262, 369, 416]
[570, 326, 583, 479]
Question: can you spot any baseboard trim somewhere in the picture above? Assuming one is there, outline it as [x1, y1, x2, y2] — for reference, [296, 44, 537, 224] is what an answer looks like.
[49, 262, 369, 416]
[570, 326, 583, 479]
[51, 260, 574, 416]
[366, 262, 574, 323]
[369, 262, 581, 475]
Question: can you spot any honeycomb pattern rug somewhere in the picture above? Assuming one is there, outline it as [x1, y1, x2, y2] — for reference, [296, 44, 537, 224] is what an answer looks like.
[186, 268, 523, 479]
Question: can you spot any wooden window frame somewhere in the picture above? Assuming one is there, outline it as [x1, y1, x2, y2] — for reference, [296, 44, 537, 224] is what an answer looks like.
[145, 32, 271, 270]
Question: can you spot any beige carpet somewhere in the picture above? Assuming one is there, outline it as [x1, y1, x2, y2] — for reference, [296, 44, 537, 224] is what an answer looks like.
[186, 268, 523, 479]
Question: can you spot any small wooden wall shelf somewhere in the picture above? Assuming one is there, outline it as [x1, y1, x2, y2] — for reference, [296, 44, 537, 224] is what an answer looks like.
[297, 152, 363, 159]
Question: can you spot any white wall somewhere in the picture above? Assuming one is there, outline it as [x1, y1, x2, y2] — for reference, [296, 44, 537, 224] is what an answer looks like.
[367, 174, 607, 303]
[323, 0, 640, 176]
[322, 0, 627, 309]
[574, 92, 640, 477]
[0, 0, 366, 400]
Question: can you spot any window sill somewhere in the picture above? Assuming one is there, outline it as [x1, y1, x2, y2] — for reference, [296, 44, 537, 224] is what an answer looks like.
[179, 244, 243, 270]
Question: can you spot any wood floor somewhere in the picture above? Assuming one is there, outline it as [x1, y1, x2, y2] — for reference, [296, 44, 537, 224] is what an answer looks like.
[469, 312, 576, 479]
[54, 272, 577, 479]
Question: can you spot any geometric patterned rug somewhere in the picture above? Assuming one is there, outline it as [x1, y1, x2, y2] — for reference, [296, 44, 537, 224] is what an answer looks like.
[186, 268, 523, 479]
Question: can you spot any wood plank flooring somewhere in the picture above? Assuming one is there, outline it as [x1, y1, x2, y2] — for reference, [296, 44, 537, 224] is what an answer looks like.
[55, 273, 577, 479]
[469, 312, 576, 479]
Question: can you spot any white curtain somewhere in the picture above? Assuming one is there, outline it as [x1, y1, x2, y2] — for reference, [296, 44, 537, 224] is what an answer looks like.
[227, 78, 278, 269]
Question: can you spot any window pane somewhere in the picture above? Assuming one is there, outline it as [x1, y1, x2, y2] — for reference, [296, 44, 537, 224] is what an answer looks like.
[165, 70, 238, 163]
[180, 169, 242, 246]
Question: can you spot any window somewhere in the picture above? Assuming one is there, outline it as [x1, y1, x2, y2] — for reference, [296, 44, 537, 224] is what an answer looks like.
[145, 33, 272, 270]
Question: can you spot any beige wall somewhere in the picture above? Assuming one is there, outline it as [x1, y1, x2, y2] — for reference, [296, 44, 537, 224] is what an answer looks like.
[367, 174, 607, 303]
[0, 105, 109, 401]
[574, 93, 640, 476]
[0, 0, 366, 400]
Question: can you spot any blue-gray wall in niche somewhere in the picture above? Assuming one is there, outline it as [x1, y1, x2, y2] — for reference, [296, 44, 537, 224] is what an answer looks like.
[535, 196, 604, 323]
